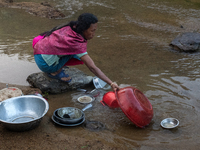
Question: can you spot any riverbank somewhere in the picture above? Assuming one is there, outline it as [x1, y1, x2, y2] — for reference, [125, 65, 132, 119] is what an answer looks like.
[0, 82, 119, 150]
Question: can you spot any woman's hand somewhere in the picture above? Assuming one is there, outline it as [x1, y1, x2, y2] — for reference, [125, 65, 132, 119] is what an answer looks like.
[81, 54, 120, 91]
[110, 82, 120, 91]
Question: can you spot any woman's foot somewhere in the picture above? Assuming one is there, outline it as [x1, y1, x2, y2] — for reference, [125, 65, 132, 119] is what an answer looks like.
[48, 70, 72, 83]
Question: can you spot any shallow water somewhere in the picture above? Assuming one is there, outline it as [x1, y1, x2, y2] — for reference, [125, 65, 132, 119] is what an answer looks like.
[1, 0, 200, 149]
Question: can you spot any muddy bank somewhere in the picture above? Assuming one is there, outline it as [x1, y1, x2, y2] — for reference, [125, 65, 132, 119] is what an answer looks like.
[0, 0, 65, 18]
[0, 82, 118, 150]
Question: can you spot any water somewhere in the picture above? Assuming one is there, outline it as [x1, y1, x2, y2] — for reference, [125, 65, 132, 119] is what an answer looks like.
[1, 0, 200, 149]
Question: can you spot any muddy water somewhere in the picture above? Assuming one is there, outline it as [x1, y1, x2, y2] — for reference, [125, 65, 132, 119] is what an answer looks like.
[1, 0, 200, 149]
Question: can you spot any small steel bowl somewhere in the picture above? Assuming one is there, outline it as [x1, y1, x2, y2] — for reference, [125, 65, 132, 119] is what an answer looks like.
[161, 118, 179, 129]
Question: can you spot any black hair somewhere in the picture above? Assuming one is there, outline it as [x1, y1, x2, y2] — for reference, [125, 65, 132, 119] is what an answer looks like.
[40, 13, 98, 37]
[70, 13, 98, 34]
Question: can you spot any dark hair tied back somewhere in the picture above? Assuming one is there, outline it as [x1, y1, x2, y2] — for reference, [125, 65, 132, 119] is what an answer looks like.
[40, 13, 98, 37]
[74, 13, 98, 34]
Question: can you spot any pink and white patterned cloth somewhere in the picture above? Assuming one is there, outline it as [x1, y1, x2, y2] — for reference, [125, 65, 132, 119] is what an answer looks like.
[33, 26, 87, 55]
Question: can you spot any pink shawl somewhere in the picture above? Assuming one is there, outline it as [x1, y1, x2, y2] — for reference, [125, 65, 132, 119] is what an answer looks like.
[33, 26, 87, 66]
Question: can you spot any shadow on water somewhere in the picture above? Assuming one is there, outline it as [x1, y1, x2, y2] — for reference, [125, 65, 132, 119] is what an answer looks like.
[1, 0, 200, 148]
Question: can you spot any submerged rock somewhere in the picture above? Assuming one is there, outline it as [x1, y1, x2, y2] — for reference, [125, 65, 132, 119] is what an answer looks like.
[26, 67, 94, 94]
[170, 32, 200, 52]
[0, 0, 65, 19]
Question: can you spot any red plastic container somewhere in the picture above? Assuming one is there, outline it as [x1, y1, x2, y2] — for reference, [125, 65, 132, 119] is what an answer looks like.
[100, 91, 119, 108]
[115, 86, 153, 128]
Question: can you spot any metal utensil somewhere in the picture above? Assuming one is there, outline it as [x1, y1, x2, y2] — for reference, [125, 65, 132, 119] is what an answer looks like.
[87, 89, 97, 94]
[77, 88, 100, 98]
[77, 88, 97, 94]
[77, 88, 87, 92]
[82, 103, 93, 111]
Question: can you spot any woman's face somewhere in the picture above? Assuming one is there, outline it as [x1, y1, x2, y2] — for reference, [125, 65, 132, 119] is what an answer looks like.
[83, 23, 97, 40]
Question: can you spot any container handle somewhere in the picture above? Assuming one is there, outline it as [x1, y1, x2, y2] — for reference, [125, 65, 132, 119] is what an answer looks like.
[115, 89, 119, 102]
[82, 103, 93, 111]
[100, 100, 106, 106]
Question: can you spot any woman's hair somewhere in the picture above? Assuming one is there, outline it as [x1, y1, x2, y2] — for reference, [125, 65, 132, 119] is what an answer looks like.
[40, 13, 98, 37]
[69, 13, 98, 34]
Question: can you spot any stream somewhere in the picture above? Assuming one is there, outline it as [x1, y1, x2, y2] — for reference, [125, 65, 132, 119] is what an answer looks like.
[1, 0, 200, 149]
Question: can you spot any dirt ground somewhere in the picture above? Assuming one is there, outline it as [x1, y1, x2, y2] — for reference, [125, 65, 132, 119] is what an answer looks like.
[0, 0, 65, 19]
[0, 83, 123, 150]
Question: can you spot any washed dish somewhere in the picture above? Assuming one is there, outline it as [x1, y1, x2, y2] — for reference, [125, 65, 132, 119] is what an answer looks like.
[77, 95, 93, 104]
[161, 118, 179, 129]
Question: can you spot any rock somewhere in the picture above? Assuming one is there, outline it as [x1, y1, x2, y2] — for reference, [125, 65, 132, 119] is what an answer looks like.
[0, 0, 65, 19]
[170, 32, 200, 52]
[26, 67, 94, 94]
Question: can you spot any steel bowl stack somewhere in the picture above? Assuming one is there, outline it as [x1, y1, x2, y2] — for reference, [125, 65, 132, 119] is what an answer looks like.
[51, 104, 94, 126]
[52, 107, 85, 125]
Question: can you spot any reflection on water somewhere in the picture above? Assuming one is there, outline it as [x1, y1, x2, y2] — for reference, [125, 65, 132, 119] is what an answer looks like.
[0, 54, 40, 85]
[1, 0, 200, 148]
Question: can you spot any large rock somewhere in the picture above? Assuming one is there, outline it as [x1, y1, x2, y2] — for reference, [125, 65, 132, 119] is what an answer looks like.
[170, 32, 200, 52]
[0, 0, 65, 19]
[26, 67, 94, 94]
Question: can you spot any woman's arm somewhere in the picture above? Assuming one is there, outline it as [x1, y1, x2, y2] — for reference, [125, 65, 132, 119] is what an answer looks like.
[80, 54, 119, 91]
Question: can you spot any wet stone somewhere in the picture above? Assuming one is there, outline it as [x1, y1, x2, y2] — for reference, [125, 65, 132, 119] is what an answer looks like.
[26, 67, 93, 94]
[170, 32, 200, 52]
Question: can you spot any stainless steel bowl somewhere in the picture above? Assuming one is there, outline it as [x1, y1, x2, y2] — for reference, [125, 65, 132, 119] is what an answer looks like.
[161, 118, 179, 129]
[0, 95, 49, 131]
[93, 77, 111, 90]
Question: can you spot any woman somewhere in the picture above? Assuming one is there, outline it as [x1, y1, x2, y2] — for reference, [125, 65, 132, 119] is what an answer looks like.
[33, 13, 119, 91]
